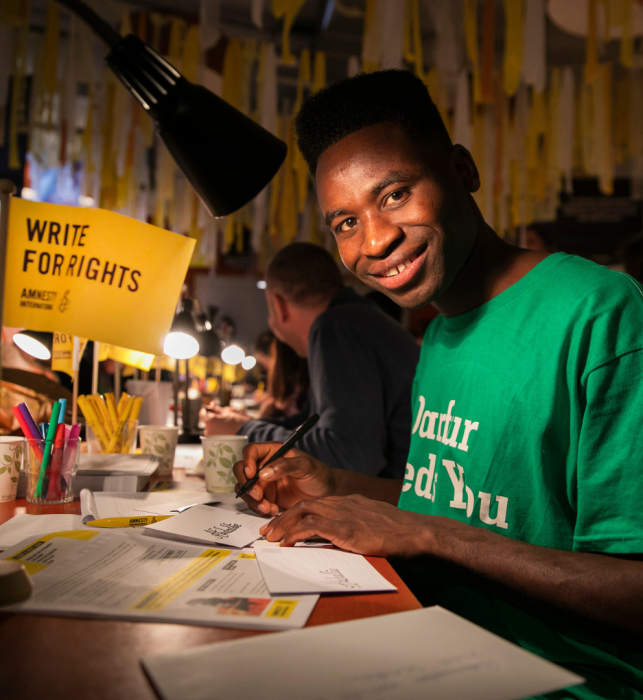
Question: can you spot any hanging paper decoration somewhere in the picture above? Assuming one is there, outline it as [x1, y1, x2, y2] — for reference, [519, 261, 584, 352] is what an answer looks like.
[272, 0, 306, 65]
[480, 0, 495, 103]
[585, 0, 599, 84]
[404, 0, 425, 80]
[503, 0, 523, 97]
[522, 0, 546, 93]
[464, 0, 482, 104]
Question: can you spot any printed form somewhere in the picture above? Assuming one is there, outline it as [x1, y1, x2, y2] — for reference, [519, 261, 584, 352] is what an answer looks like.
[2, 530, 317, 630]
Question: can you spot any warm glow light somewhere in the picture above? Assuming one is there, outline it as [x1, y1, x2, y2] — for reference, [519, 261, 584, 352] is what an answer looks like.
[164, 332, 199, 359]
[241, 355, 256, 370]
[78, 195, 95, 207]
[14, 333, 51, 360]
[256, 280, 267, 290]
[221, 344, 245, 365]
[21, 187, 37, 201]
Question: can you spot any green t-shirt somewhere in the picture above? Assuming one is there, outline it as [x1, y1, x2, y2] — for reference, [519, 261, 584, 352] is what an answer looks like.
[397, 253, 643, 699]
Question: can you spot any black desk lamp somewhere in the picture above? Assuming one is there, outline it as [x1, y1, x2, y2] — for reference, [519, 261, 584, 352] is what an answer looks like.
[56, 0, 287, 217]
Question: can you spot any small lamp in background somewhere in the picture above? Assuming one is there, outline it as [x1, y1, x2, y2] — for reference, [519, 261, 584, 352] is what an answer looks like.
[241, 355, 256, 371]
[13, 331, 52, 360]
[221, 345, 245, 366]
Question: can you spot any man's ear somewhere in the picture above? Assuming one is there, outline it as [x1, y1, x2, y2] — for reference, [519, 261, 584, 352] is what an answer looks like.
[272, 293, 290, 323]
[451, 145, 481, 194]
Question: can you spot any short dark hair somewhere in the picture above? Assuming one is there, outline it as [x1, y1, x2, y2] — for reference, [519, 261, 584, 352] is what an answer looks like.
[267, 243, 343, 306]
[295, 69, 451, 174]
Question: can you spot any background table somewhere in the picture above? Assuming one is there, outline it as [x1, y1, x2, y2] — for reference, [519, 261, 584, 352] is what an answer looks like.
[0, 471, 421, 700]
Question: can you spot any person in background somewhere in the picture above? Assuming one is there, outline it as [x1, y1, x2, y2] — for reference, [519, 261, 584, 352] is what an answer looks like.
[258, 338, 309, 420]
[201, 242, 419, 479]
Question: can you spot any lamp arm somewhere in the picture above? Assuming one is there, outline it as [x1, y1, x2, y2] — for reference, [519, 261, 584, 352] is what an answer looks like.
[54, 0, 121, 48]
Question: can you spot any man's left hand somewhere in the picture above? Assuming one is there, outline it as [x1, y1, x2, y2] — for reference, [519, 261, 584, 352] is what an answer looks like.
[259, 494, 429, 557]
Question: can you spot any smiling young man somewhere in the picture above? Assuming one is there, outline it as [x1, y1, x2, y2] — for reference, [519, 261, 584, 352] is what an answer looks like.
[233, 71, 643, 697]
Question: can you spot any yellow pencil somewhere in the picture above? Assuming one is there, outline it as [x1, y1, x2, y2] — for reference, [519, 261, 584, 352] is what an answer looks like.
[105, 393, 119, 423]
[105, 396, 135, 453]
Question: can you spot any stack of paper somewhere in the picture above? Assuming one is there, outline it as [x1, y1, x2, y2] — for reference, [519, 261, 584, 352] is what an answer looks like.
[73, 453, 162, 494]
[141, 606, 584, 700]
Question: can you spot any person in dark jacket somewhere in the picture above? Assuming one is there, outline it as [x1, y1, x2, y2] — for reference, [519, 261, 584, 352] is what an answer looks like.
[201, 243, 419, 479]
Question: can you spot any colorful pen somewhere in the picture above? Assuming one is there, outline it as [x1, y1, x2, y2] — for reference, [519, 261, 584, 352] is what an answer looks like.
[36, 402, 61, 499]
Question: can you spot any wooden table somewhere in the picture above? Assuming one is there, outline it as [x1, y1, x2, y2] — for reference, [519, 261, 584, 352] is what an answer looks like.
[0, 475, 421, 700]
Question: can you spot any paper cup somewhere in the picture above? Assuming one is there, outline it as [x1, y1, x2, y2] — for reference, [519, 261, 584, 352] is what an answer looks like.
[139, 426, 180, 476]
[201, 435, 248, 493]
[0, 437, 24, 503]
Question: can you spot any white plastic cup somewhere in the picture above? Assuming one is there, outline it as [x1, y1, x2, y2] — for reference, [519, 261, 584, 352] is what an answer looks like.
[201, 435, 248, 493]
[0, 437, 25, 503]
[139, 426, 180, 477]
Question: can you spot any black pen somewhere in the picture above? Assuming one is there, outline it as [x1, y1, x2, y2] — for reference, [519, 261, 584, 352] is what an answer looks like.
[235, 413, 320, 498]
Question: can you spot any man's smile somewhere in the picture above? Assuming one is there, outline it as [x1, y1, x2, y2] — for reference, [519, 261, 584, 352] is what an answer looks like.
[367, 243, 428, 291]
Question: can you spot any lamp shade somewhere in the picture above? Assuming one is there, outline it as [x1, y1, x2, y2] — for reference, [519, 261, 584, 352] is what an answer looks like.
[106, 35, 287, 217]
[13, 331, 53, 360]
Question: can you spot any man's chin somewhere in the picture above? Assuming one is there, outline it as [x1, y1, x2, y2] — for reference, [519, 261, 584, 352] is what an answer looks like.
[367, 279, 437, 310]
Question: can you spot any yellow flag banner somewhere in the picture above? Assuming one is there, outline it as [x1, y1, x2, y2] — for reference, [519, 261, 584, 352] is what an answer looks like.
[51, 333, 87, 378]
[4, 199, 195, 355]
[103, 344, 155, 372]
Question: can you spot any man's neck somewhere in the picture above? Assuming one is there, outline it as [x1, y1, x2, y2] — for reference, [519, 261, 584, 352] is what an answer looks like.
[433, 219, 550, 319]
[290, 298, 333, 357]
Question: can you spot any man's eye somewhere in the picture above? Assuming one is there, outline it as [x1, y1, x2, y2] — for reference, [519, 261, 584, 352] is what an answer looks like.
[337, 218, 357, 233]
[385, 190, 408, 205]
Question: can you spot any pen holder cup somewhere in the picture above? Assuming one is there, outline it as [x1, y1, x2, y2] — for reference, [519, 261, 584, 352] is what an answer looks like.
[25, 438, 81, 504]
[87, 420, 138, 454]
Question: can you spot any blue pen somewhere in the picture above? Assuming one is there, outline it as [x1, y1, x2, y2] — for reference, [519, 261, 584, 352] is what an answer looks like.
[40, 423, 49, 438]
[58, 399, 66, 423]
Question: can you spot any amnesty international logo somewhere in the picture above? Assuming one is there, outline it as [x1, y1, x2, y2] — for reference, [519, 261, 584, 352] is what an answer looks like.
[58, 291, 70, 313]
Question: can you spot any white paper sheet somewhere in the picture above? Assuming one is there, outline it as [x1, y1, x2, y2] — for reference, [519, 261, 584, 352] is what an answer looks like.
[254, 547, 397, 594]
[3, 531, 318, 631]
[142, 606, 584, 700]
[172, 444, 203, 471]
[0, 514, 92, 550]
[144, 505, 264, 548]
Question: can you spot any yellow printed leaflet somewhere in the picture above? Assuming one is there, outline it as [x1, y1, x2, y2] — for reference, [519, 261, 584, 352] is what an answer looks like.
[133, 549, 231, 610]
[5, 530, 98, 575]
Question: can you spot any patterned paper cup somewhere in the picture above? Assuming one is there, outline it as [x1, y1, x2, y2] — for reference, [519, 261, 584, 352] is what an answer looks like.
[0, 437, 25, 503]
[138, 426, 180, 477]
[201, 435, 248, 493]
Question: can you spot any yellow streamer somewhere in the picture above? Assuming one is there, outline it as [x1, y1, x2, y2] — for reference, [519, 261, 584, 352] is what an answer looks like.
[280, 116, 298, 244]
[503, 0, 523, 97]
[312, 51, 326, 93]
[464, 0, 482, 104]
[8, 0, 30, 170]
[182, 25, 200, 82]
[362, 0, 379, 73]
[620, 0, 634, 68]
[42, 1, 59, 98]
[222, 39, 243, 110]
[272, 0, 306, 66]
[293, 50, 311, 212]
[585, 0, 599, 85]
[404, 0, 424, 79]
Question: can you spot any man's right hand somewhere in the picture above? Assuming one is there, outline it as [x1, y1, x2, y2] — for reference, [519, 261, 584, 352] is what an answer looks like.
[233, 442, 336, 516]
